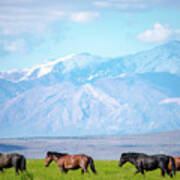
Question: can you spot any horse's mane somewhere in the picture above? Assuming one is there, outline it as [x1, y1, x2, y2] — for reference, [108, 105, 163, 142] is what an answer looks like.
[47, 151, 68, 158]
[122, 152, 147, 158]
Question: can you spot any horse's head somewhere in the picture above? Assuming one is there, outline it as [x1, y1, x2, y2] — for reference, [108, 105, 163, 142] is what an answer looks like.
[45, 152, 53, 167]
[119, 153, 128, 167]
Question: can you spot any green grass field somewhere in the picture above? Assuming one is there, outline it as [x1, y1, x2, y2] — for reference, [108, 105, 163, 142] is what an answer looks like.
[0, 160, 179, 180]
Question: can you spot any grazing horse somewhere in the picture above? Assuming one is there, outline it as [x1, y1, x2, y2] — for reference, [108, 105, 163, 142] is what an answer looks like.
[45, 151, 97, 174]
[168, 156, 180, 171]
[0, 153, 26, 174]
[119, 152, 176, 178]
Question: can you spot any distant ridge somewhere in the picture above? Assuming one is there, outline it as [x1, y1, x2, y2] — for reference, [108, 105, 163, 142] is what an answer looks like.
[0, 41, 180, 138]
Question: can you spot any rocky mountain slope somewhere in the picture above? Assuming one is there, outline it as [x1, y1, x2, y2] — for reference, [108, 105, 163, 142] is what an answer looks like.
[0, 41, 180, 137]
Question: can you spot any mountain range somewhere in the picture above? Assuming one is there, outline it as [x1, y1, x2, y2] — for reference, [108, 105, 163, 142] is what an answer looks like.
[0, 41, 180, 138]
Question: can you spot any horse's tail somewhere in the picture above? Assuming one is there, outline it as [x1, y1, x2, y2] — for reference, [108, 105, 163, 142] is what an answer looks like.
[169, 156, 176, 176]
[89, 156, 97, 174]
[20, 156, 26, 171]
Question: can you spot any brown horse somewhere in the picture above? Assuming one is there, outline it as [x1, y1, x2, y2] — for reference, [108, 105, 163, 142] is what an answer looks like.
[45, 151, 97, 174]
[168, 157, 180, 171]
[0, 153, 26, 174]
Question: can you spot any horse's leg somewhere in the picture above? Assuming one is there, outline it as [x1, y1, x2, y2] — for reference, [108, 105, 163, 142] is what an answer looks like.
[60, 166, 68, 174]
[64, 169, 68, 174]
[161, 169, 165, 177]
[0, 168, 3, 173]
[141, 169, 144, 175]
[15, 166, 19, 175]
[162, 166, 171, 178]
[139, 167, 146, 180]
[135, 162, 143, 175]
[159, 160, 170, 178]
[135, 168, 141, 174]
[84, 163, 89, 174]
[83, 167, 89, 174]
[14, 158, 21, 175]
[167, 170, 173, 178]
[135, 169, 139, 174]
[81, 167, 89, 175]
[80, 161, 89, 174]
[164, 168, 173, 178]
[81, 169, 84, 175]
[60, 167, 65, 173]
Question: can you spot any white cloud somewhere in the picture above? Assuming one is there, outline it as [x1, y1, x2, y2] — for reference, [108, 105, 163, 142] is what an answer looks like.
[3, 39, 26, 53]
[0, 1, 100, 55]
[137, 23, 180, 43]
[93, 1, 110, 8]
[93, 0, 180, 10]
[70, 12, 99, 23]
[94, 0, 147, 10]
[0, 0, 179, 36]
[159, 98, 180, 106]
[0, 1, 98, 36]
[0, 6, 65, 35]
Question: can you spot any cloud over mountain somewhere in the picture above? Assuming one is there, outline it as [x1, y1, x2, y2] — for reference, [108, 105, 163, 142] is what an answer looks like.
[137, 23, 180, 43]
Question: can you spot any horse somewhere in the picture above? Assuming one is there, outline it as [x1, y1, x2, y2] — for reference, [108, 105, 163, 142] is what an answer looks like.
[0, 153, 26, 174]
[168, 156, 180, 171]
[119, 152, 176, 178]
[45, 151, 97, 174]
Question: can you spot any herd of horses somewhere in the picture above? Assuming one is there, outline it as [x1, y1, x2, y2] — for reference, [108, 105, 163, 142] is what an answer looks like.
[0, 151, 180, 178]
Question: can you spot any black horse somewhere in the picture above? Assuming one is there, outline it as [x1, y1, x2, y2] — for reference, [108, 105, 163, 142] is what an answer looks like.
[119, 152, 176, 177]
[0, 153, 26, 174]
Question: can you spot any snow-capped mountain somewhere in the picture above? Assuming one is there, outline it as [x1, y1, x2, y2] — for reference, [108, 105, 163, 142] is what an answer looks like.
[0, 53, 108, 82]
[1, 41, 180, 83]
[0, 41, 180, 138]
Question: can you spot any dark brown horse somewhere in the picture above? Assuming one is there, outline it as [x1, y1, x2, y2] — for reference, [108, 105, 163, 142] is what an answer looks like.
[45, 151, 97, 174]
[0, 153, 26, 174]
[168, 157, 180, 171]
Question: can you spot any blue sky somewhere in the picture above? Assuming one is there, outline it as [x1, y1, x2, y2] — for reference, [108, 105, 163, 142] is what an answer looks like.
[0, 0, 180, 71]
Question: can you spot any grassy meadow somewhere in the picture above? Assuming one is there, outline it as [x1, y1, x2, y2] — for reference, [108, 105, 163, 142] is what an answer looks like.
[0, 159, 179, 180]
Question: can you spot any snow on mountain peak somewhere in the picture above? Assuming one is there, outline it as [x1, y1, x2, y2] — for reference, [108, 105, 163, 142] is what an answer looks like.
[1, 41, 180, 83]
[20, 53, 77, 80]
[17, 53, 107, 81]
